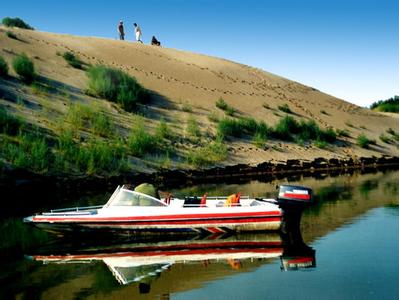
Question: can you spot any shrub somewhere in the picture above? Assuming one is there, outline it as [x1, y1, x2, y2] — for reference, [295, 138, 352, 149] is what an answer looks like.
[181, 102, 193, 113]
[278, 103, 292, 114]
[156, 118, 173, 139]
[357, 134, 373, 148]
[216, 98, 228, 110]
[2, 133, 50, 173]
[318, 127, 336, 143]
[379, 134, 393, 144]
[0, 106, 23, 135]
[2, 17, 34, 30]
[128, 122, 155, 157]
[0, 56, 9, 77]
[336, 128, 351, 137]
[12, 54, 35, 83]
[217, 118, 243, 138]
[6, 31, 17, 39]
[253, 132, 267, 148]
[186, 116, 201, 141]
[208, 111, 219, 123]
[216, 97, 236, 116]
[217, 117, 271, 140]
[186, 138, 227, 167]
[62, 51, 82, 69]
[272, 116, 299, 140]
[86, 65, 150, 112]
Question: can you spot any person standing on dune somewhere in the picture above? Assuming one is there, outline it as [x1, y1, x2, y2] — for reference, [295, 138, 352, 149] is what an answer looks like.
[134, 23, 143, 43]
[118, 20, 125, 40]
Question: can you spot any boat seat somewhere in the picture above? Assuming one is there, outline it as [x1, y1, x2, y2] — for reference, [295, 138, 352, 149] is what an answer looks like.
[183, 196, 201, 207]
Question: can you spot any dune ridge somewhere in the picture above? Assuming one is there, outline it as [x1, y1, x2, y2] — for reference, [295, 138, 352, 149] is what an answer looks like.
[1, 26, 398, 170]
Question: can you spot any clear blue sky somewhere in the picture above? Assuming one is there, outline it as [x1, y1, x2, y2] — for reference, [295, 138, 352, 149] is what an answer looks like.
[3, 0, 398, 107]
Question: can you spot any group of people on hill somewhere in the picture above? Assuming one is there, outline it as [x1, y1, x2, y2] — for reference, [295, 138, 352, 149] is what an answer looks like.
[118, 21, 161, 46]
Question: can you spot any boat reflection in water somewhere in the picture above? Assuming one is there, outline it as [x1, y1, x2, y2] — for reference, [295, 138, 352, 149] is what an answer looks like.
[27, 227, 315, 293]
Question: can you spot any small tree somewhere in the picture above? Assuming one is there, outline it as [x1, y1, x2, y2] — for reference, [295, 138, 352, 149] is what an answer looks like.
[0, 56, 8, 77]
[12, 54, 36, 83]
[2, 17, 34, 30]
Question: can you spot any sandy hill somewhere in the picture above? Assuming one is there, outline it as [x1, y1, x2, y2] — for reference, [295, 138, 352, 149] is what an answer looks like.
[1, 26, 398, 172]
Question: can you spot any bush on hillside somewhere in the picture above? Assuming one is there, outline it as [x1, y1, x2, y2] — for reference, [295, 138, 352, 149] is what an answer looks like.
[6, 31, 18, 39]
[2, 17, 34, 30]
[62, 51, 82, 69]
[87, 65, 150, 112]
[357, 134, 375, 149]
[0, 56, 9, 77]
[12, 54, 35, 83]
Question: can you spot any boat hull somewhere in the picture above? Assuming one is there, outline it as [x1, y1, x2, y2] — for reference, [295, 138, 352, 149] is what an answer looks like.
[27, 213, 283, 236]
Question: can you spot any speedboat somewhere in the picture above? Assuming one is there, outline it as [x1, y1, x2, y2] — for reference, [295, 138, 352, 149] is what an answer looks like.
[23, 184, 313, 236]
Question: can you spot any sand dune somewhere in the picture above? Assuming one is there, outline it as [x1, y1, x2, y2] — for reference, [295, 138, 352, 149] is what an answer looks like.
[1, 26, 398, 167]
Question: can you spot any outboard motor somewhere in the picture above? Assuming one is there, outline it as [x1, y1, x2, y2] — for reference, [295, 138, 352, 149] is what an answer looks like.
[277, 185, 313, 235]
[277, 185, 313, 209]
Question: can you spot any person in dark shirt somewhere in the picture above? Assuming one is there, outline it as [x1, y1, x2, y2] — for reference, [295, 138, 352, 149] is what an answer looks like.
[118, 21, 125, 40]
[151, 36, 161, 46]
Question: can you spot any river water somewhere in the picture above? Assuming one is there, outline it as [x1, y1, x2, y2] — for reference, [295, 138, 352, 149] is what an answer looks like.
[1, 170, 398, 299]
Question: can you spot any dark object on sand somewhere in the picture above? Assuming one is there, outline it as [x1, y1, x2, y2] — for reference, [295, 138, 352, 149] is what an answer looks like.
[151, 36, 161, 46]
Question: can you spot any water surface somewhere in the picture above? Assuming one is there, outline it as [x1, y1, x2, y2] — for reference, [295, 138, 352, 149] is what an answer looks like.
[1, 170, 398, 299]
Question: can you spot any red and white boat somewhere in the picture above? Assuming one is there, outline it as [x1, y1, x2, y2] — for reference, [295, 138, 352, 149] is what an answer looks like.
[23, 185, 313, 236]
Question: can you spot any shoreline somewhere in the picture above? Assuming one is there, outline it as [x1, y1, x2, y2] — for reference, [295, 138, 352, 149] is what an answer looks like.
[1, 155, 399, 217]
[2, 155, 399, 190]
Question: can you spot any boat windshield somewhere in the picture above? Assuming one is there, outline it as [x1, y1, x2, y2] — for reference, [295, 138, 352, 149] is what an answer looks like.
[108, 189, 166, 207]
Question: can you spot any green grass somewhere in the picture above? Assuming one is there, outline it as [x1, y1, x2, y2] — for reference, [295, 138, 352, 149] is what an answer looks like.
[217, 117, 270, 140]
[12, 54, 36, 83]
[65, 103, 114, 137]
[54, 129, 127, 175]
[186, 138, 227, 167]
[253, 132, 267, 148]
[1, 133, 50, 173]
[2, 17, 34, 30]
[0, 55, 9, 78]
[272, 116, 300, 140]
[0, 106, 24, 135]
[216, 115, 336, 146]
[186, 116, 201, 141]
[208, 111, 220, 123]
[86, 65, 150, 112]
[155, 119, 174, 139]
[62, 51, 83, 69]
[357, 134, 375, 149]
[215, 98, 236, 116]
[181, 102, 193, 113]
[127, 120, 157, 157]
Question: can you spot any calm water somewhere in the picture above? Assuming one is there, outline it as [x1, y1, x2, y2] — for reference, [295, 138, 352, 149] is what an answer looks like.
[1, 170, 399, 299]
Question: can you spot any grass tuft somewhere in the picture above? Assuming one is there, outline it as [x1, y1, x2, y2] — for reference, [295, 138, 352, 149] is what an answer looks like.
[86, 65, 150, 112]
[12, 54, 36, 83]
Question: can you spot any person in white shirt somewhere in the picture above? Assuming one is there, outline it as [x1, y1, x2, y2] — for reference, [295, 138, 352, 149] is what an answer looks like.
[134, 23, 143, 43]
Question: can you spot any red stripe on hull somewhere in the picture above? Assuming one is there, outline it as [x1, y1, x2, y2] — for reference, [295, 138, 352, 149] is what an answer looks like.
[33, 211, 282, 223]
[37, 217, 282, 227]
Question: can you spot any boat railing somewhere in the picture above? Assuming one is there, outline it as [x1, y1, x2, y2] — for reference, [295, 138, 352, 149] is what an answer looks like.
[181, 195, 255, 207]
[48, 205, 104, 213]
